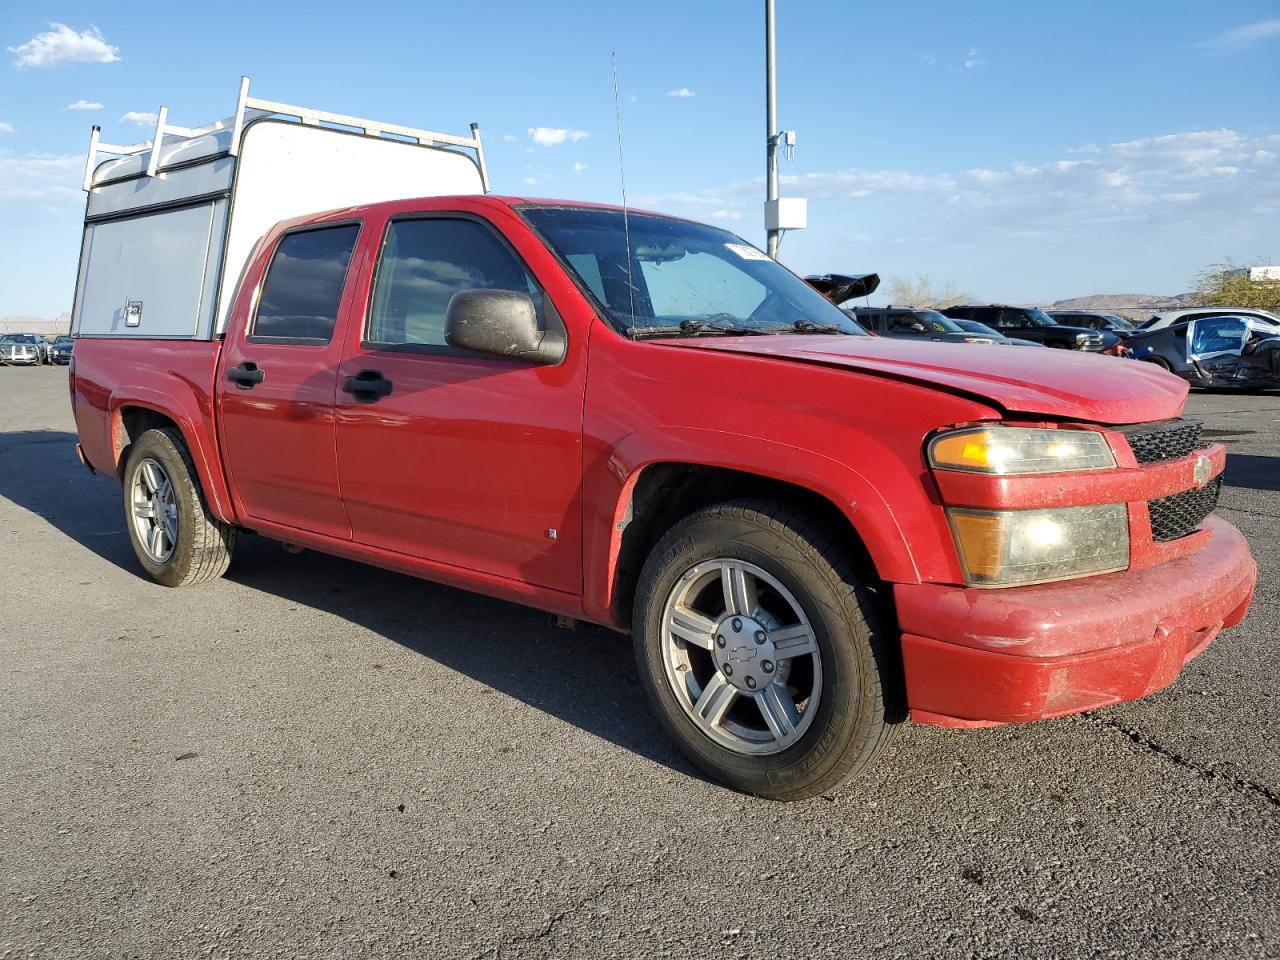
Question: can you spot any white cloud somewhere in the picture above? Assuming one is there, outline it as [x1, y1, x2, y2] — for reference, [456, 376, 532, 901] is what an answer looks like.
[1208, 18, 1280, 48]
[921, 55, 937, 65]
[0, 122, 13, 134]
[8, 23, 120, 68]
[629, 95, 640, 104]
[528, 126, 589, 147]
[963, 48, 986, 69]
[637, 128, 1280, 253]
[666, 88, 696, 98]
[502, 134, 517, 142]
[64, 99, 104, 111]
[709, 210, 743, 220]
[0, 151, 83, 201]
[573, 162, 588, 173]
[120, 111, 158, 127]
[522, 176, 537, 185]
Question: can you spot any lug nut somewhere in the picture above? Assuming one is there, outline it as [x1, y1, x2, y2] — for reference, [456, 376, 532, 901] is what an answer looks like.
[723, 664, 734, 677]
[745, 676, 757, 689]
[732, 618, 742, 632]
[761, 660, 774, 674]
[754, 631, 766, 645]
[715, 634, 725, 648]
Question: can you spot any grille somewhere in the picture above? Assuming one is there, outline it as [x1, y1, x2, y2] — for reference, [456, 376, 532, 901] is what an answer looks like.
[1148, 476, 1221, 542]
[1117, 419, 1203, 465]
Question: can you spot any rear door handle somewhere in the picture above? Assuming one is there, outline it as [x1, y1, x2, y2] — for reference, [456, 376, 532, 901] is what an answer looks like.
[227, 361, 265, 389]
[342, 369, 393, 402]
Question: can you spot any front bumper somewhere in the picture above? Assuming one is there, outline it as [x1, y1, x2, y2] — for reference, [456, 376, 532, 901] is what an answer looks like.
[897, 515, 1256, 727]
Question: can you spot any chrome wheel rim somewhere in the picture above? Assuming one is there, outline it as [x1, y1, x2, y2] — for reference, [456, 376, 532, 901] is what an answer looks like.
[660, 559, 822, 756]
[130, 458, 178, 563]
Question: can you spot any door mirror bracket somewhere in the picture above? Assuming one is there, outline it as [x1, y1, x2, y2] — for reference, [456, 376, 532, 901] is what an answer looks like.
[445, 289, 566, 365]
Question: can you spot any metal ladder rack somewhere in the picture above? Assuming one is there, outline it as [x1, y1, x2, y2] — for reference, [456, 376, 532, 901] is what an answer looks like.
[82, 75, 490, 192]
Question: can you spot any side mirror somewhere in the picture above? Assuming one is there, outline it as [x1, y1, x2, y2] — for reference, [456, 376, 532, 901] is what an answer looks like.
[444, 289, 566, 365]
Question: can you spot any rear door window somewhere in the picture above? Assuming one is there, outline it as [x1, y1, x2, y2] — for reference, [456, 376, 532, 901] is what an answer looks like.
[252, 224, 360, 343]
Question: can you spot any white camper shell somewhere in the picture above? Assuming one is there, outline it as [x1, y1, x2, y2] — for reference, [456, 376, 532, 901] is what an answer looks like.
[72, 77, 489, 340]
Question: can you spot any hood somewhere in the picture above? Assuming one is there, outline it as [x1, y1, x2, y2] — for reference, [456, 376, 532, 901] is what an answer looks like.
[655, 334, 1188, 423]
[804, 273, 880, 303]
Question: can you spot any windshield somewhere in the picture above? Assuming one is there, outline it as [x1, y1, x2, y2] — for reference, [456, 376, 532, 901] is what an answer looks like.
[1025, 308, 1059, 327]
[1103, 314, 1134, 329]
[521, 206, 867, 338]
[54, 338, 73, 347]
[954, 319, 1003, 338]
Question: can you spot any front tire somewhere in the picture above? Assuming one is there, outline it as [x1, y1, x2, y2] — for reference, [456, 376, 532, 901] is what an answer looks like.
[633, 499, 900, 800]
[122, 428, 237, 587]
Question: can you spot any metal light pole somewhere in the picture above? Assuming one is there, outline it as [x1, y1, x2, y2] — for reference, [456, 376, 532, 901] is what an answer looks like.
[765, 0, 780, 259]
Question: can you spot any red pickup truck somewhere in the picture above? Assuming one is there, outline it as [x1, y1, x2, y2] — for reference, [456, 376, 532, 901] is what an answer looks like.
[69, 191, 1258, 799]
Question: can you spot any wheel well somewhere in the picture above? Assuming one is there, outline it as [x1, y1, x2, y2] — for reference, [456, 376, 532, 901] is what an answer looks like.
[611, 464, 884, 626]
[115, 407, 181, 477]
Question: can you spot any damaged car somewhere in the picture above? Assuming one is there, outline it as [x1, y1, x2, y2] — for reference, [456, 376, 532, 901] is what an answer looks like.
[1124, 314, 1280, 390]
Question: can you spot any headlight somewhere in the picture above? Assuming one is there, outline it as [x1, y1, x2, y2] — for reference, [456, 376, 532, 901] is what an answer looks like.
[929, 426, 1116, 475]
[947, 504, 1129, 586]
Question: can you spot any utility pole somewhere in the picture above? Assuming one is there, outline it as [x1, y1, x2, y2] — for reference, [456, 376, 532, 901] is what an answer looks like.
[765, 0, 780, 259]
[764, 0, 805, 260]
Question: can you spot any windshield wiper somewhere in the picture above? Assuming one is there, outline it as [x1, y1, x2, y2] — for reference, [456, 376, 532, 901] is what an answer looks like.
[790, 319, 847, 334]
[627, 317, 767, 339]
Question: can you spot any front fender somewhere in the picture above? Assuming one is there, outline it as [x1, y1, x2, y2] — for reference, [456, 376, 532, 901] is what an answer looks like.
[580, 425, 921, 627]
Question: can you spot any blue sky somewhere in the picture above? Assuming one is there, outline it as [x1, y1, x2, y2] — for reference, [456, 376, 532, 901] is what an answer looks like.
[1, 1, 1277, 317]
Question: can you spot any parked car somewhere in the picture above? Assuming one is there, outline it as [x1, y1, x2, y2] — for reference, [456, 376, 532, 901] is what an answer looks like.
[1123, 314, 1280, 390]
[48, 337, 75, 365]
[1136, 307, 1280, 334]
[68, 81, 1257, 800]
[1048, 311, 1135, 333]
[947, 318, 1046, 348]
[844, 306, 1003, 344]
[0, 333, 45, 365]
[942, 305, 1110, 351]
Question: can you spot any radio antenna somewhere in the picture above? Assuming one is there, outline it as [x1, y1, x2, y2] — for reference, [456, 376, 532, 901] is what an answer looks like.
[611, 52, 637, 337]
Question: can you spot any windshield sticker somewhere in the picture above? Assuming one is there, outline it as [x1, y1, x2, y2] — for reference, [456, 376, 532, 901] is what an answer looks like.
[725, 242, 771, 262]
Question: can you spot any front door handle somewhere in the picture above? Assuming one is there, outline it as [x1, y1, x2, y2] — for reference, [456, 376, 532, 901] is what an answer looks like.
[342, 369, 393, 402]
[227, 361, 265, 389]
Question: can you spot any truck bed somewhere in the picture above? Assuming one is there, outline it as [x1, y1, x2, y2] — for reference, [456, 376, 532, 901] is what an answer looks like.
[72, 338, 235, 521]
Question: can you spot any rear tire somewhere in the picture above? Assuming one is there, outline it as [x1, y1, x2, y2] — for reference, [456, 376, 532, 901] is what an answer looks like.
[633, 499, 900, 800]
[122, 428, 236, 587]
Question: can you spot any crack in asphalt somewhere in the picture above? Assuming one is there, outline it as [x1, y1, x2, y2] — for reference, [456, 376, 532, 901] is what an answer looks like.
[1080, 712, 1280, 810]
[475, 869, 668, 958]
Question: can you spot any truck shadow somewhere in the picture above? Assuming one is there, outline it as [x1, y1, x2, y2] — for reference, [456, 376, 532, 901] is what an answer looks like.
[224, 535, 694, 776]
[1224, 453, 1280, 493]
[0, 428, 696, 779]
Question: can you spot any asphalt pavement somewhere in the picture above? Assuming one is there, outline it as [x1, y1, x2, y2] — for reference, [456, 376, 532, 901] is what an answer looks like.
[1, 366, 1277, 959]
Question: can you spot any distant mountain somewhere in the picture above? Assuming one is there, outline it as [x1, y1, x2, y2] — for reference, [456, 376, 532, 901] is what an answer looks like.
[1041, 293, 1196, 320]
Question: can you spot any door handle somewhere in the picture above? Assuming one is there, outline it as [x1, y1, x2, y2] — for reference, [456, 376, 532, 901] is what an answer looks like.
[342, 369, 393, 402]
[227, 361, 265, 389]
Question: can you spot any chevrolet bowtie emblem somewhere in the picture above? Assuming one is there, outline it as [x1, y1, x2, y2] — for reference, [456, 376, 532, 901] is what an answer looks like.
[1193, 454, 1213, 487]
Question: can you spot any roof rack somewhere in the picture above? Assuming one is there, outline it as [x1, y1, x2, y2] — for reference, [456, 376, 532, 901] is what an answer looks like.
[82, 75, 489, 192]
